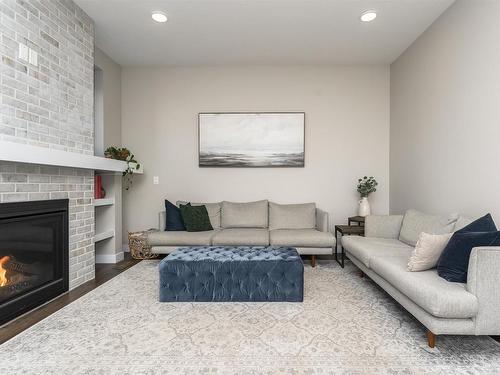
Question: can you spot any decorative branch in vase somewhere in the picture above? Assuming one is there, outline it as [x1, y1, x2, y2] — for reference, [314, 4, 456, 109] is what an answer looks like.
[104, 146, 141, 190]
[356, 176, 378, 217]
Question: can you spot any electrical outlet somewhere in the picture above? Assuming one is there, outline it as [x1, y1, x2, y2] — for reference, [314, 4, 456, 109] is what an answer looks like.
[28, 49, 38, 66]
[18, 43, 29, 62]
[153, 176, 159, 185]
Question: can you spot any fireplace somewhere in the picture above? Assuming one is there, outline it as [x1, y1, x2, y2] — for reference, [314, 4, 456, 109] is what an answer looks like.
[0, 199, 68, 325]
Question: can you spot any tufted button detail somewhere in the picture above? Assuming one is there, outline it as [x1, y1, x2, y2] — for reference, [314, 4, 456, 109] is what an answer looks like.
[159, 245, 303, 302]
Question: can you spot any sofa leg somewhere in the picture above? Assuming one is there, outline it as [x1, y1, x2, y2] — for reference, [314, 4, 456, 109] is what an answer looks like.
[311, 255, 316, 268]
[427, 330, 436, 348]
[358, 270, 365, 278]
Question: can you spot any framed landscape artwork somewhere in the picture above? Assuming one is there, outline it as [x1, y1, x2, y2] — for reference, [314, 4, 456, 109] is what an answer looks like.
[198, 112, 305, 167]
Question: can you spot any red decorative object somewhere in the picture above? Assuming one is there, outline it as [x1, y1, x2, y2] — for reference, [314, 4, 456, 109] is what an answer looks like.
[94, 175, 102, 199]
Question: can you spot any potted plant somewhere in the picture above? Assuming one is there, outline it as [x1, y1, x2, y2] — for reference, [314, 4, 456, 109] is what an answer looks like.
[356, 176, 378, 216]
[104, 147, 141, 190]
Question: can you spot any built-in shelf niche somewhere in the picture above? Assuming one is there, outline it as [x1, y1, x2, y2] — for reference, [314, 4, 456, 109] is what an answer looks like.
[94, 174, 122, 264]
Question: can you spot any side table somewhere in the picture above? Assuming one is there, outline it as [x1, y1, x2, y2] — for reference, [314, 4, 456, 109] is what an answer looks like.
[348, 216, 365, 226]
[334, 225, 364, 268]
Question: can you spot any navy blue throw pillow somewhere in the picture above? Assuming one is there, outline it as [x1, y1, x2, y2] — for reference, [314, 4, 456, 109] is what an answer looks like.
[437, 231, 500, 283]
[165, 200, 186, 231]
[457, 213, 497, 233]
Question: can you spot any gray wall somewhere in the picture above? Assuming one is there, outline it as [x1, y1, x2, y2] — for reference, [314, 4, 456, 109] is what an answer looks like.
[390, 0, 500, 222]
[0, 0, 95, 288]
[121, 65, 390, 239]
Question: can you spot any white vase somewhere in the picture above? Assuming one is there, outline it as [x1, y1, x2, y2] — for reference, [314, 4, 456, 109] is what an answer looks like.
[358, 197, 371, 217]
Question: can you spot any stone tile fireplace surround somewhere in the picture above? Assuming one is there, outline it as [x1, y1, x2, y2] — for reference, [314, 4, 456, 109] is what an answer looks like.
[0, 162, 94, 289]
[0, 0, 96, 290]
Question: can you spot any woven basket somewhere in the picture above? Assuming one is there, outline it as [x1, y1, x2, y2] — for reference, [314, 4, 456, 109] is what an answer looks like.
[128, 230, 159, 260]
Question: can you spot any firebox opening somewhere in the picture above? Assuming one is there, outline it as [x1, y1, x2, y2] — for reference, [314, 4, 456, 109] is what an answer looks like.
[0, 199, 68, 325]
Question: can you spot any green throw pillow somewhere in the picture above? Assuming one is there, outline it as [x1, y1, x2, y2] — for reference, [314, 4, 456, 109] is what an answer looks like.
[179, 203, 213, 232]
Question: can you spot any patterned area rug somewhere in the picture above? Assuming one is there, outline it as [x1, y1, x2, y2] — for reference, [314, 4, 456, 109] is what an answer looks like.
[1, 261, 499, 374]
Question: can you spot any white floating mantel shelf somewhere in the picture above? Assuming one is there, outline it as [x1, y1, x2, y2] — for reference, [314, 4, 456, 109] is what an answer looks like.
[0, 141, 143, 174]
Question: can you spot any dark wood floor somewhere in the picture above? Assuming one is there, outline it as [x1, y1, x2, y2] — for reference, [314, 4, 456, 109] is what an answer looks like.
[0, 254, 141, 344]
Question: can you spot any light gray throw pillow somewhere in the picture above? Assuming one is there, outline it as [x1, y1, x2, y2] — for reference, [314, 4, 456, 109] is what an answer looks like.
[269, 202, 316, 230]
[399, 209, 457, 246]
[221, 200, 268, 228]
[177, 201, 221, 229]
[407, 232, 453, 271]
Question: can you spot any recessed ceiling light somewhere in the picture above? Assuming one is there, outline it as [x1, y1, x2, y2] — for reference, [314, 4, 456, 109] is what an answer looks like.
[360, 11, 377, 22]
[152, 11, 168, 23]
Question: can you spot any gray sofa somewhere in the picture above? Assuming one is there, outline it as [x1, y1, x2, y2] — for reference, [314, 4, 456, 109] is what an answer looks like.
[148, 200, 335, 266]
[342, 209, 500, 347]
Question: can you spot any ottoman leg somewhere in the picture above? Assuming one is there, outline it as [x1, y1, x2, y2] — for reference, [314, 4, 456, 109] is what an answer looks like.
[311, 255, 316, 268]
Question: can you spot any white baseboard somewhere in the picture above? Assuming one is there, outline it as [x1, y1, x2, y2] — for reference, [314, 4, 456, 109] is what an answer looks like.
[95, 251, 124, 264]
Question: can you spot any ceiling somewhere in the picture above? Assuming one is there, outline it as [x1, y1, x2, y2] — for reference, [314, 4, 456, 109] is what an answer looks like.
[75, 0, 455, 67]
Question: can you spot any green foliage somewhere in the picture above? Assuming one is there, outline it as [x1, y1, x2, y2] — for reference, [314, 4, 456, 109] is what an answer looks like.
[104, 146, 141, 190]
[357, 176, 378, 198]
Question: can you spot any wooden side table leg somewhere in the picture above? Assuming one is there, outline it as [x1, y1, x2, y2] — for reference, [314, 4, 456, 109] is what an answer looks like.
[311, 255, 316, 268]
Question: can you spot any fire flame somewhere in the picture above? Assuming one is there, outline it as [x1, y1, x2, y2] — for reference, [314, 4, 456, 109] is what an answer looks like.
[0, 256, 10, 287]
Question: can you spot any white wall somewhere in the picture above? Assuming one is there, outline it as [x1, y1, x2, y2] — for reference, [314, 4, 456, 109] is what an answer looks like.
[121, 65, 390, 238]
[94, 47, 123, 258]
[390, 0, 500, 222]
[95, 47, 122, 149]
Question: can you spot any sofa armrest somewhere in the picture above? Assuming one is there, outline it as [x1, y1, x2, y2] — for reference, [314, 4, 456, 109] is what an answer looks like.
[467, 246, 500, 335]
[365, 215, 403, 239]
[158, 211, 166, 232]
[316, 208, 329, 232]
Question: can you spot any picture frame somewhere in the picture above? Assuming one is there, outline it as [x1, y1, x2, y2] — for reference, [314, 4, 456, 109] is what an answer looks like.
[198, 112, 305, 168]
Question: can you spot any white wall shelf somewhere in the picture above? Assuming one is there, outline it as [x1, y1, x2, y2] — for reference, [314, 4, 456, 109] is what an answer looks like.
[94, 198, 115, 207]
[129, 162, 143, 174]
[0, 141, 143, 174]
[95, 229, 115, 243]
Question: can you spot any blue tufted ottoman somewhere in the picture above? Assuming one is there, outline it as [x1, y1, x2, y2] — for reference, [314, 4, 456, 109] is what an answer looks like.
[159, 246, 304, 302]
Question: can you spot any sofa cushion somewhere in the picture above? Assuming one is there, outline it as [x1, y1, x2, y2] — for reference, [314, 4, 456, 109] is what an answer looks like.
[407, 232, 453, 272]
[437, 231, 500, 283]
[269, 202, 316, 230]
[212, 229, 269, 246]
[165, 199, 186, 231]
[365, 215, 403, 239]
[370, 256, 478, 319]
[342, 236, 413, 268]
[179, 203, 213, 232]
[456, 213, 497, 233]
[437, 215, 499, 283]
[270, 229, 334, 247]
[454, 215, 475, 232]
[221, 200, 268, 228]
[147, 230, 217, 246]
[399, 209, 457, 246]
[177, 201, 221, 229]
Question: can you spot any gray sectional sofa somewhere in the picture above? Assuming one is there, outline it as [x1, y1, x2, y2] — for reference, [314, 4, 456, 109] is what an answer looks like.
[342, 209, 500, 347]
[148, 200, 335, 266]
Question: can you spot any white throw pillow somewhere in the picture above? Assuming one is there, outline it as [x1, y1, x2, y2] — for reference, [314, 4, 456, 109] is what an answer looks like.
[407, 232, 453, 272]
